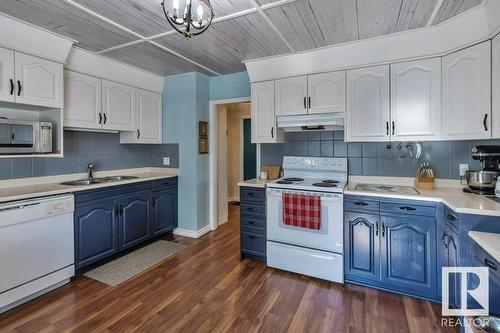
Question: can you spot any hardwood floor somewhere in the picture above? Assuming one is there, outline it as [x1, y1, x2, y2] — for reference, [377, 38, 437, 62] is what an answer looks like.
[0, 205, 456, 333]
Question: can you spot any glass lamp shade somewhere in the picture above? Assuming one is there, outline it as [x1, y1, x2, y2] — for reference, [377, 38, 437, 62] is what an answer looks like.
[161, 0, 214, 39]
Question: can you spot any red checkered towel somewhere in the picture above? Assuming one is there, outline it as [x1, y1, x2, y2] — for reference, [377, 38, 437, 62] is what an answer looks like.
[283, 193, 321, 230]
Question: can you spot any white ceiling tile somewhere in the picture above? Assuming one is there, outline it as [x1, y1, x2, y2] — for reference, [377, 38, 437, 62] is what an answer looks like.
[433, 0, 482, 24]
[395, 0, 438, 32]
[0, 0, 136, 52]
[104, 42, 215, 76]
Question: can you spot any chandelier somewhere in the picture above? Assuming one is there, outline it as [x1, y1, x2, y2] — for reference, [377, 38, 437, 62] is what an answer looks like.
[161, 0, 214, 39]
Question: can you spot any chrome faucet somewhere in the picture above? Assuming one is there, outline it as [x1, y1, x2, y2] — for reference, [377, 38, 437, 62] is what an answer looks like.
[87, 163, 94, 179]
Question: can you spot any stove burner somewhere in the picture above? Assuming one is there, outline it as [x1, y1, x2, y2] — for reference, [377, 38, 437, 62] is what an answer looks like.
[322, 180, 340, 184]
[276, 180, 293, 184]
[313, 182, 338, 188]
[282, 177, 304, 182]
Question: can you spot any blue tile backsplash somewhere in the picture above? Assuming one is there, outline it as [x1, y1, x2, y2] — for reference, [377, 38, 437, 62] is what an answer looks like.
[0, 131, 179, 180]
[261, 131, 499, 179]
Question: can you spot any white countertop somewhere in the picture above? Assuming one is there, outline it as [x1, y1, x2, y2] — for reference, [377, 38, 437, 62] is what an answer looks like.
[0, 167, 179, 203]
[345, 176, 500, 217]
[468, 231, 500, 262]
[238, 178, 272, 188]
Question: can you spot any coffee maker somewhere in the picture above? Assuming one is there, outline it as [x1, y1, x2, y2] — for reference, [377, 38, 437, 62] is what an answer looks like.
[463, 145, 500, 195]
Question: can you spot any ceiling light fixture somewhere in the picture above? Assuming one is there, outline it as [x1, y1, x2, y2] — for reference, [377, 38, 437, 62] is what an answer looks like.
[161, 0, 214, 39]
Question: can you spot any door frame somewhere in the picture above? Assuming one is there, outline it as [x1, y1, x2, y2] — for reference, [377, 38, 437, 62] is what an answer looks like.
[209, 97, 257, 232]
[240, 115, 252, 185]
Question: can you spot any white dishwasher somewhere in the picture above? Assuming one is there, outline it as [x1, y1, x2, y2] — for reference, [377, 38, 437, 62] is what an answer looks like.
[0, 195, 75, 314]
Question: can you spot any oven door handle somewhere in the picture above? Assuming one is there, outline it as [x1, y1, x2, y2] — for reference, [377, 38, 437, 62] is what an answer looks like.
[266, 189, 342, 201]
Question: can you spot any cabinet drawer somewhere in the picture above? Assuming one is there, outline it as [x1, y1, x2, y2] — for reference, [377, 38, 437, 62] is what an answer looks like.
[241, 216, 266, 229]
[444, 206, 459, 231]
[380, 200, 435, 217]
[119, 181, 151, 195]
[241, 225, 266, 235]
[240, 187, 266, 202]
[240, 203, 265, 217]
[345, 197, 379, 212]
[152, 177, 177, 190]
[241, 231, 266, 254]
[75, 187, 118, 205]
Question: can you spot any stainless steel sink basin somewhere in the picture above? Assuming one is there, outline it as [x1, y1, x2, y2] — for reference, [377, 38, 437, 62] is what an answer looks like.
[60, 175, 138, 186]
[98, 176, 138, 182]
[60, 179, 104, 186]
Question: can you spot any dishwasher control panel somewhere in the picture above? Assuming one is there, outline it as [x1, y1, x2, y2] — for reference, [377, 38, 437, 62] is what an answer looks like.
[44, 199, 74, 215]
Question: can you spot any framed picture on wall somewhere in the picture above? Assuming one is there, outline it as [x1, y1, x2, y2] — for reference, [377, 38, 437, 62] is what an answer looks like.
[199, 138, 209, 154]
[199, 121, 208, 138]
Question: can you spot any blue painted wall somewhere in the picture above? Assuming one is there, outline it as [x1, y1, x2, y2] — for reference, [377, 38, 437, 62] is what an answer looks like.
[0, 130, 178, 180]
[209, 71, 251, 101]
[261, 131, 497, 179]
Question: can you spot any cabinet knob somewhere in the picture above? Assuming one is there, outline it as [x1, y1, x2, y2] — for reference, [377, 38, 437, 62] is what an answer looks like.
[398, 206, 416, 211]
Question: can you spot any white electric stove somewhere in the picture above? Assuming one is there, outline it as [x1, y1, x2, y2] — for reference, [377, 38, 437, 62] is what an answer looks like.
[266, 156, 347, 283]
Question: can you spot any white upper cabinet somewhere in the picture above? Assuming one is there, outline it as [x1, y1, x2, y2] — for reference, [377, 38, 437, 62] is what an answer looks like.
[442, 41, 491, 140]
[390, 58, 442, 141]
[307, 71, 346, 114]
[0, 48, 15, 103]
[275, 76, 308, 116]
[252, 81, 283, 143]
[14, 52, 63, 108]
[102, 80, 135, 132]
[493, 34, 500, 138]
[120, 89, 162, 144]
[346, 65, 390, 142]
[64, 71, 102, 129]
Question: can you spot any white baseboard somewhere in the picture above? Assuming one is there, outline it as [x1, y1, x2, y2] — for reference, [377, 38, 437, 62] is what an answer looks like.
[173, 225, 212, 239]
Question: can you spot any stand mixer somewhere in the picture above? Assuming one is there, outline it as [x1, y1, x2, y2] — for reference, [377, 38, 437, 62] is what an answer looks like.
[464, 145, 500, 196]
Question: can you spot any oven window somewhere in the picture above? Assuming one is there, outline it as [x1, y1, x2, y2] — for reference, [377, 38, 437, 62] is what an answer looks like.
[0, 124, 34, 147]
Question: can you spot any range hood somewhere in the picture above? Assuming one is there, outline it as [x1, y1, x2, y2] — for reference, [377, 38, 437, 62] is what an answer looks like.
[277, 113, 344, 132]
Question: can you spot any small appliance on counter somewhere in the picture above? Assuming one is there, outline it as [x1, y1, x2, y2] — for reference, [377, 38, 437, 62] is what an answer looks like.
[0, 118, 52, 154]
[464, 145, 500, 196]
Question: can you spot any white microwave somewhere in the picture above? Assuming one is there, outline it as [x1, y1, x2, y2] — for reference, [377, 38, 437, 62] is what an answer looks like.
[0, 119, 52, 154]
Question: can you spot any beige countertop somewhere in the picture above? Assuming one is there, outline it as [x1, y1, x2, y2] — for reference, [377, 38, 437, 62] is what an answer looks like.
[468, 231, 500, 262]
[0, 167, 179, 203]
[238, 178, 272, 188]
[345, 181, 500, 217]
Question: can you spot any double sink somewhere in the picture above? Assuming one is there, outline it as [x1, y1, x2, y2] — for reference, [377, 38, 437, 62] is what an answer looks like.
[60, 175, 138, 186]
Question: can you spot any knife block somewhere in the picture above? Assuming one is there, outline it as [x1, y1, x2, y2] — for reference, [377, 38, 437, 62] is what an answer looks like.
[415, 170, 435, 190]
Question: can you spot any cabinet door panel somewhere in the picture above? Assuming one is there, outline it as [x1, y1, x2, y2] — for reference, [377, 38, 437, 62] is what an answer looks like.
[251, 81, 282, 143]
[137, 90, 162, 143]
[308, 71, 345, 114]
[344, 212, 380, 284]
[152, 189, 177, 235]
[275, 76, 308, 116]
[119, 191, 151, 250]
[493, 35, 500, 138]
[442, 41, 491, 140]
[346, 65, 390, 142]
[391, 58, 441, 141]
[102, 80, 135, 131]
[75, 198, 118, 269]
[381, 215, 437, 298]
[443, 223, 460, 309]
[0, 47, 14, 103]
[64, 70, 102, 129]
[15, 52, 63, 108]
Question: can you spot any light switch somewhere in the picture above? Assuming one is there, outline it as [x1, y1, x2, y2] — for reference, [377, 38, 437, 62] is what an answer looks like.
[163, 157, 170, 166]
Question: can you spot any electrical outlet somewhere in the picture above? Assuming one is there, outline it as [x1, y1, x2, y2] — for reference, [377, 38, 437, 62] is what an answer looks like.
[163, 157, 170, 166]
[459, 164, 469, 176]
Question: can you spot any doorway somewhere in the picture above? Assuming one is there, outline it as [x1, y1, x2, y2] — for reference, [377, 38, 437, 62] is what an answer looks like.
[209, 97, 257, 231]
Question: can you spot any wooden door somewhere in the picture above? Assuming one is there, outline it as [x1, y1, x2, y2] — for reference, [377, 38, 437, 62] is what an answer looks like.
[64, 70, 102, 129]
[346, 65, 390, 142]
[442, 41, 491, 140]
[307, 71, 346, 114]
[390, 58, 442, 141]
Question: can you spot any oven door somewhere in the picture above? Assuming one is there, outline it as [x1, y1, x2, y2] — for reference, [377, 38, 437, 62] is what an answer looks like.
[267, 188, 343, 253]
[0, 121, 38, 154]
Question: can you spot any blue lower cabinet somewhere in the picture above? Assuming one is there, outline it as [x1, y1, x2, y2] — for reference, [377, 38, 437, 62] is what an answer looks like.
[75, 198, 119, 269]
[380, 215, 437, 299]
[240, 186, 266, 262]
[118, 190, 152, 250]
[442, 221, 460, 308]
[344, 212, 380, 285]
[74, 177, 178, 271]
[151, 188, 178, 236]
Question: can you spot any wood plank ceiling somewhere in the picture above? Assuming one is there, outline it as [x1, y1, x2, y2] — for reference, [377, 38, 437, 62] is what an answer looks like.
[0, 0, 485, 77]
